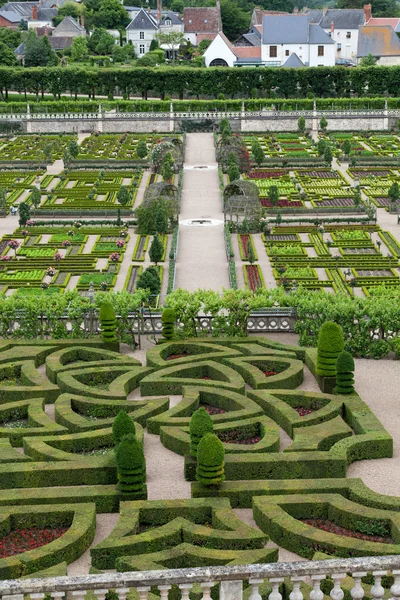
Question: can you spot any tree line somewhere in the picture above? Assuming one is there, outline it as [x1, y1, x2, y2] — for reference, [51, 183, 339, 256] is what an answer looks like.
[0, 65, 400, 101]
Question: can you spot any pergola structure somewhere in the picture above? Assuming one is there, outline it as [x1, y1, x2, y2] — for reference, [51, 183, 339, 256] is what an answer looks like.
[223, 180, 260, 223]
[143, 182, 179, 215]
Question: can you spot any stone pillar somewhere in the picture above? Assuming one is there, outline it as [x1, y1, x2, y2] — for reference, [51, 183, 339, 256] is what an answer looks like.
[241, 100, 245, 132]
[312, 99, 318, 134]
[220, 581, 243, 600]
[383, 98, 388, 130]
[98, 104, 103, 132]
[26, 103, 31, 133]
[170, 101, 174, 133]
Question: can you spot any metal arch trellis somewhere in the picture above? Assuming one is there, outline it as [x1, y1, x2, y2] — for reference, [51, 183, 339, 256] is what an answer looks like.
[223, 179, 260, 223]
[143, 181, 179, 217]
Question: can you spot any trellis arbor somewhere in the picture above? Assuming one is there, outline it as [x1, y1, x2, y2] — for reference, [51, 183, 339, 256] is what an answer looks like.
[143, 182, 179, 216]
[224, 180, 260, 223]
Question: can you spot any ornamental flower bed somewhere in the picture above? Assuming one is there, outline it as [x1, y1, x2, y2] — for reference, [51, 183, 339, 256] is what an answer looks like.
[263, 369, 277, 377]
[260, 199, 303, 208]
[294, 407, 313, 416]
[247, 171, 285, 179]
[109, 252, 120, 262]
[0, 527, 68, 558]
[301, 519, 393, 544]
[245, 265, 263, 291]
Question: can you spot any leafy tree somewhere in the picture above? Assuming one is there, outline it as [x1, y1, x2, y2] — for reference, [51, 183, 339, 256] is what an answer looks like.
[0, 28, 21, 49]
[136, 139, 148, 159]
[189, 408, 213, 458]
[388, 181, 400, 203]
[317, 139, 327, 156]
[297, 116, 306, 133]
[71, 36, 89, 61]
[135, 198, 173, 235]
[19, 201, 30, 227]
[116, 186, 131, 206]
[0, 42, 17, 67]
[155, 206, 168, 235]
[30, 187, 41, 208]
[149, 38, 159, 51]
[196, 433, 225, 487]
[115, 433, 146, 493]
[319, 116, 328, 131]
[171, 0, 184, 12]
[53, 1, 83, 25]
[227, 163, 240, 182]
[149, 235, 163, 266]
[155, 31, 185, 57]
[112, 42, 134, 63]
[24, 30, 57, 67]
[219, 118, 232, 136]
[88, 28, 116, 55]
[342, 139, 351, 156]
[268, 185, 279, 206]
[68, 139, 80, 158]
[252, 143, 265, 167]
[337, 0, 400, 17]
[44, 143, 53, 162]
[112, 411, 136, 445]
[161, 152, 174, 182]
[136, 266, 161, 296]
[198, 38, 212, 54]
[359, 53, 377, 66]
[95, 0, 130, 28]
[247, 241, 256, 265]
[324, 146, 333, 166]
[220, 0, 250, 41]
[19, 19, 28, 30]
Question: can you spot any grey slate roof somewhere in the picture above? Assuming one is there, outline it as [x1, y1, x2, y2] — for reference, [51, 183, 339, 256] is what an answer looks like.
[52, 15, 85, 35]
[242, 32, 261, 46]
[319, 9, 365, 29]
[126, 8, 158, 30]
[161, 11, 183, 25]
[0, 9, 21, 22]
[357, 24, 400, 56]
[282, 52, 305, 67]
[262, 14, 334, 44]
[2, 2, 37, 18]
[14, 42, 25, 55]
[37, 8, 57, 20]
[307, 9, 323, 23]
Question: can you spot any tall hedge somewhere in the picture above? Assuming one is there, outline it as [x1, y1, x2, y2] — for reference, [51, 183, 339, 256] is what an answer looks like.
[335, 350, 355, 395]
[112, 411, 136, 445]
[196, 433, 225, 487]
[115, 433, 146, 493]
[189, 407, 214, 458]
[316, 321, 344, 378]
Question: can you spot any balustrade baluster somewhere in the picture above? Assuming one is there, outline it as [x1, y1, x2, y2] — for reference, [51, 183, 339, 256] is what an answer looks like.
[310, 575, 325, 600]
[136, 587, 150, 600]
[249, 578, 264, 600]
[269, 577, 284, 600]
[72, 590, 87, 600]
[50, 592, 65, 600]
[390, 570, 400, 600]
[2, 594, 24, 600]
[371, 571, 386, 600]
[290, 577, 304, 600]
[30, 594, 45, 600]
[330, 573, 346, 600]
[351, 571, 367, 600]
[200, 582, 214, 599]
[93, 589, 109, 600]
[115, 587, 130, 600]
[158, 585, 171, 600]
[179, 584, 193, 600]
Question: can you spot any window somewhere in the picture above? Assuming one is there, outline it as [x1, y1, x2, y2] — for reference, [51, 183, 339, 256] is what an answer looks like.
[346, 31, 351, 38]
[285, 49, 289, 56]
[165, 18, 171, 25]
[210, 58, 228, 67]
[337, 42, 342, 50]
[139, 44, 145, 54]
[269, 45, 277, 57]
[139, 31, 144, 39]
[318, 45, 324, 56]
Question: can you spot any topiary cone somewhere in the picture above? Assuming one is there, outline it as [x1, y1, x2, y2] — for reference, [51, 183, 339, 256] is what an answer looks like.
[189, 407, 214, 457]
[316, 321, 344, 377]
[335, 350, 355, 394]
[112, 410, 136, 446]
[196, 433, 225, 487]
[116, 433, 146, 493]
[161, 308, 176, 340]
[99, 302, 117, 343]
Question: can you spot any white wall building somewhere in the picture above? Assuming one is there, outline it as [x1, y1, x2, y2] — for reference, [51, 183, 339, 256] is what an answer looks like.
[125, 6, 183, 57]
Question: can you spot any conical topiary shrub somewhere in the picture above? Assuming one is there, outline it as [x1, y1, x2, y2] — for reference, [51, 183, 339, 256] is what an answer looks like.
[196, 433, 225, 487]
[112, 410, 136, 446]
[161, 308, 176, 340]
[189, 407, 214, 458]
[316, 321, 344, 377]
[116, 433, 146, 493]
[335, 350, 355, 395]
[99, 302, 117, 343]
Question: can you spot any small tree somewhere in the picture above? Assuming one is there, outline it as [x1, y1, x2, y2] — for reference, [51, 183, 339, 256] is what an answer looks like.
[116, 186, 131, 206]
[113, 410, 136, 446]
[161, 308, 176, 339]
[252, 143, 265, 167]
[115, 433, 146, 493]
[149, 235, 163, 266]
[227, 163, 240, 182]
[247, 241, 256, 265]
[18, 201, 30, 226]
[30, 187, 41, 208]
[136, 266, 161, 296]
[44, 143, 53, 162]
[161, 152, 174, 182]
[316, 321, 344, 378]
[360, 53, 377, 66]
[268, 185, 279, 207]
[155, 207, 168, 234]
[68, 139, 80, 159]
[99, 302, 117, 344]
[219, 118, 232, 136]
[388, 181, 400, 204]
[320, 116, 328, 131]
[342, 139, 351, 157]
[335, 350, 355, 395]
[324, 146, 333, 166]
[136, 139, 148, 159]
[317, 139, 326, 156]
[190, 407, 214, 458]
[297, 116, 306, 133]
[196, 433, 225, 487]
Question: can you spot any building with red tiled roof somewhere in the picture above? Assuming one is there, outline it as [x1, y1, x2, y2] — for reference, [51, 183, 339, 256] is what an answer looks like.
[203, 32, 264, 67]
[183, 5, 221, 45]
[365, 17, 400, 33]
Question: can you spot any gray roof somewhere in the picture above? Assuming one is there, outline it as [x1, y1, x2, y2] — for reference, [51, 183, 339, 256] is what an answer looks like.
[0, 9, 21, 22]
[307, 9, 323, 23]
[161, 11, 182, 25]
[2, 2, 37, 17]
[52, 15, 85, 35]
[241, 32, 261, 46]
[319, 9, 365, 29]
[357, 24, 400, 56]
[126, 8, 158, 30]
[282, 52, 305, 67]
[37, 8, 57, 20]
[262, 15, 334, 44]
[14, 41, 25, 54]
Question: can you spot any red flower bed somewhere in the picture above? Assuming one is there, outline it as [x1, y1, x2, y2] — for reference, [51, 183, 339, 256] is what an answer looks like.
[167, 352, 190, 360]
[247, 171, 285, 179]
[264, 370, 277, 377]
[260, 199, 303, 207]
[202, 405, 226, 415]
[300, 171, 339, 179]
[0, 527, 68, 558]
[294, 406, 313, 416]
[245, 265, 262, 291]
[240, 234, 250, 258]
[301, 519, 393, 544]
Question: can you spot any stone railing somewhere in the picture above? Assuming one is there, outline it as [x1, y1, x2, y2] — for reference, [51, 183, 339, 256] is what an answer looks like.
[1, 555, 400, 599]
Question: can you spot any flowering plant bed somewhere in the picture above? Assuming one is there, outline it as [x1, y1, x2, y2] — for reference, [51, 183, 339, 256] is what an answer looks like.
[167, 351, 190, 361]
[260, 199, 303, 208]
[238, 234, 258, 261]
[294, 406, 313, 416]
[0, 527, 68, 558]
[243, 265, 264, 291]
[300, 519, 393, 544]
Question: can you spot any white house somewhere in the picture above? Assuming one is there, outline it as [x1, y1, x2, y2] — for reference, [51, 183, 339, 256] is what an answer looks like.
[204, 32, 262, 67]
[307, 7, 366, 61]
[261, 15, 335, 67]
[125, 6, 183, 57]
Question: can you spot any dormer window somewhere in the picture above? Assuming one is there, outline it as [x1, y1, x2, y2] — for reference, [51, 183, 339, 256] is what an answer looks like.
[165, 18, 171, 25]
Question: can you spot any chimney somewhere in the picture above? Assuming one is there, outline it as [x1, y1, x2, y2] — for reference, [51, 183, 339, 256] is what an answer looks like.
[216, 0, 222, 31]
[322, 6, 328, 16]
[330, 19, 334, 33]
[80, 14, 85, 28]
[293, 6, 299, 14]
[363, 3, 372, 22]
[157, 0, 162, 23]
[31, 4, 38, 20]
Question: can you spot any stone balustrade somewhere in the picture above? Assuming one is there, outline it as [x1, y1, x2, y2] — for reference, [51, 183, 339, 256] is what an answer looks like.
[1, 556, 400, 600]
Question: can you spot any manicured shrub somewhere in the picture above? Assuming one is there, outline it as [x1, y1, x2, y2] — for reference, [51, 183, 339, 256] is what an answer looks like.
[99, 302, 117, 343]
[316, 321, 344, 378]
[335, 350, 355, 395]
[136, 266, 161, 296]
[196, 433, 225, 487]
[161, 308, 176, 340]
[149, 235, 163, 266]
[112, 410, 136, 445]
[116, 433, 146, 493]
[189, 407, 214, 458]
